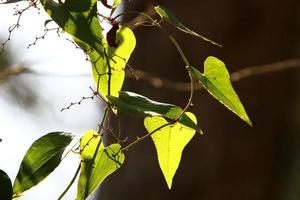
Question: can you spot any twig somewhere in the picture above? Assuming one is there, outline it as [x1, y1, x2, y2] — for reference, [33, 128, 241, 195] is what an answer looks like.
[60, 93, 97, 112]
[1, 59, 300, 90]
[125, 58, 300, 91]
[121, 121, 173, 152]
[57, 163, 81, 200]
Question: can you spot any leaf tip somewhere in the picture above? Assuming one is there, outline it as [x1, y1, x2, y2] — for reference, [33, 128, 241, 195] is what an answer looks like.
[166, 180, 173, 190]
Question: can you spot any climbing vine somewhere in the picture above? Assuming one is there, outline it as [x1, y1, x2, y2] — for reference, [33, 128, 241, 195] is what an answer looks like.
[0, 0, 252, 199]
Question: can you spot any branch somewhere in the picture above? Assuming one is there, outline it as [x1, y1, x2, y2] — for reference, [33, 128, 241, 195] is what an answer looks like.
[125, 58, 300, 91]
[1, 58, 300, 90]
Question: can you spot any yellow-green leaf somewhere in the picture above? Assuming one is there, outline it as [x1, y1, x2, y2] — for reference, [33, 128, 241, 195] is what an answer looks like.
[77, 130, 125, 200]
[76, 26, 136, 98]
[190, 56, 252, 126]
[155, 5, 221, 47]
[40, 0, 104, 55]
[144, 112, 197, 189]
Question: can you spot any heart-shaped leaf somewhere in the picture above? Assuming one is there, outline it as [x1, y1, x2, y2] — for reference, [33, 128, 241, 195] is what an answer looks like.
[13, 132, 74, 197]
[75, 26, 136, 98]
[155, 5, 221, 47]
[190, 56, 252, 126]
[107, 91, 201, 132]
[0, 170, 12, 200]
[77, 130, 125, 200]
[144, 112, 197, 189]
[40, 0, 104, 55]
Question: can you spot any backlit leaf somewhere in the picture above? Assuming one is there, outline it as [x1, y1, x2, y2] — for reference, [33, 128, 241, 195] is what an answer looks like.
[40, 0, 104, 55]
[76, 26, 136, 98]
[144, 112, 197, 189]
[190, 56, 252, 126]
[77, 130, 124, 200]
[12, 132, 74, 197]
[155, 5, 221, 47]
[107, 91, 201, 132]
[0, 170, 12, 200]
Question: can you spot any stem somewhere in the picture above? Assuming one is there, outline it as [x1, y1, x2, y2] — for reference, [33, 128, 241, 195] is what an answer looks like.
[118, 11, 196, 151]
[103, 47, 112, 96]
[98, 106, 109, 134]
[57, 163, 81, 200]
[167, 36, 195, 118]
[121, 121, 173, 152]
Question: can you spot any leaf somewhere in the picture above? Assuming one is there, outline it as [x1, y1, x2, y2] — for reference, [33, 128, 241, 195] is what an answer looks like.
[75, 26, 136, 98]
[77, 130, 125, 200]
[190, 56, 252, 126]
[144, 112, 197, 189]
[107, 91, 201, 132]
[40, 0, 104, 55]
[154, 5, 222, 47]
[12, 132, 74, 197]
[0, 170, 12, 200]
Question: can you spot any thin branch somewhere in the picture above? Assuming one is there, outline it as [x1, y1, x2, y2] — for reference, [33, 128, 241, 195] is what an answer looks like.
[125, 58, 300, 91]
[121, 121, 173, 152]
[1, 59, 300, 90]
[57, 163, 81, 200]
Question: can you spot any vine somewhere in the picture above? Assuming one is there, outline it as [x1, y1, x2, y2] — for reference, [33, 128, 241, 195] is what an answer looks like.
[0, 0, 253, 200]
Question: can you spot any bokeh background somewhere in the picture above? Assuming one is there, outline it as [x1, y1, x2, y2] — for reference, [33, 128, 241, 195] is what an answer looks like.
[1, 0, 300, 200]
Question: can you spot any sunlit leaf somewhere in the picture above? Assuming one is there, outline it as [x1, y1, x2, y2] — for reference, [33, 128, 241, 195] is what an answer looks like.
[190, 56, 252, 126]
[0, 170, 12, 200]
[40, 0, 104, 55]
[144, 112, 197, 189]
[155, 5, 221, 47]
[12, 132, 74, 197]
[76, 26, 136, 98]
[107, 91, 201, 132]
[77, 130, 125, 200]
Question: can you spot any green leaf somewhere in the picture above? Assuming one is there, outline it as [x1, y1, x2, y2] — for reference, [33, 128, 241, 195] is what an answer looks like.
[0, 170, 12, 200]
[107, 91, 201, 132]
[12, 132, 74, 197]
[75, 26, 136, 98]
[154, 5, 221, 47]
[77, 130, 125, 200]
[40, 0, 104, 55]
[144, 112, 197, 189]
[190, 56, 252, 126]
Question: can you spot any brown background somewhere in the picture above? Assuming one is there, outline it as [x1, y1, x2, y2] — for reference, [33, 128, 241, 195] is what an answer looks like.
[97, 0, 300, 200]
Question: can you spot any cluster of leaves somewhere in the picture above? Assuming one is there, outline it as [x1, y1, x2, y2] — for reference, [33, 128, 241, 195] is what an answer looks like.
[0, 0, 251, 200]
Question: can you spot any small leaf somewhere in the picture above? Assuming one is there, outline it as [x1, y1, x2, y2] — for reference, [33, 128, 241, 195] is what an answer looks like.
[0, 170, 12, 200]
[12, 132, 74, 197]
[77, 130, 125, 200]
[75, 26, 136, 98]
[190, 56, 252, 126]
[107, 91, 201, 132]
[144, 112, 197, 189]
[100, 0, 113, 9]
[40, 0, 104, 55]
[154, 5, 221, 47]
[106, 21, 119, 48]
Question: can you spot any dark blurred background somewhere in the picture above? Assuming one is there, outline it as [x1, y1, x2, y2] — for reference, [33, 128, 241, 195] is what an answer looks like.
[97, 0, 300, 200]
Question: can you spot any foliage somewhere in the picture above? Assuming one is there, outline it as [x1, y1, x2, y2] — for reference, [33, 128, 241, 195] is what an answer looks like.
[0, 1, 251, 199]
